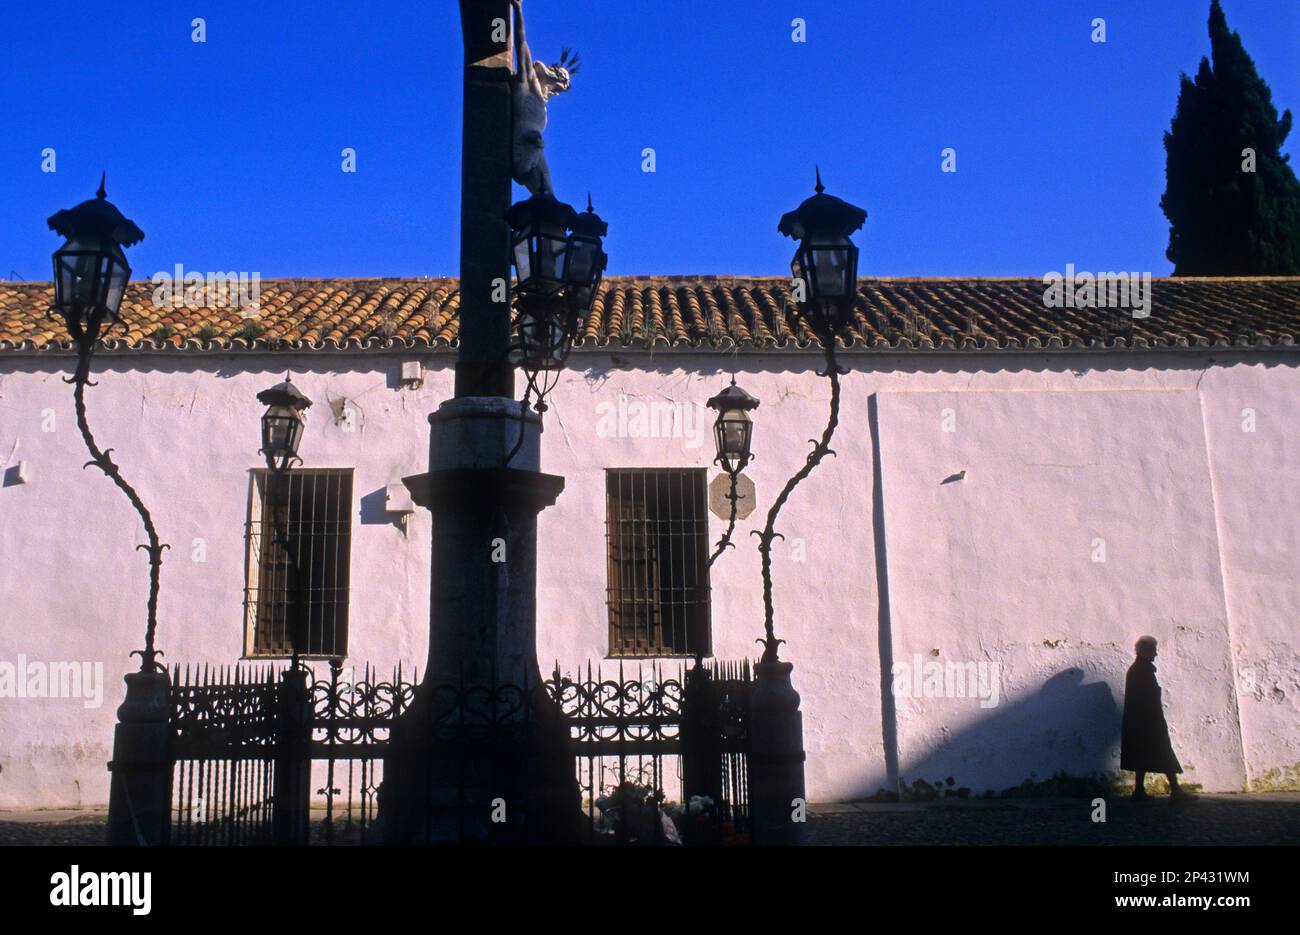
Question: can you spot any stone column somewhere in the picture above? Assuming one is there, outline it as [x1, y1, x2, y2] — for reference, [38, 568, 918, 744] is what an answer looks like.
[412, 398, 557, 686]
[377, 2, 582, 843]
[454, 0, 514, 400]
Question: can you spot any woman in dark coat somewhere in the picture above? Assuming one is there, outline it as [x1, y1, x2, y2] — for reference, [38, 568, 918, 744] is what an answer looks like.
[1121, 636, 1193, 801]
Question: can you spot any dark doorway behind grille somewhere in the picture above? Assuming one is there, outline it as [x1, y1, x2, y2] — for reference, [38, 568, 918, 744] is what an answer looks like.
[605, 468, 711, 656]
[246, 468, 353, 657]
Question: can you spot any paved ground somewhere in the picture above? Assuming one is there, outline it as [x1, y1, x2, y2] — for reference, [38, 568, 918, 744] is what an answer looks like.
[804, 792, 1300, 845]
[2, 794, 1297, 845]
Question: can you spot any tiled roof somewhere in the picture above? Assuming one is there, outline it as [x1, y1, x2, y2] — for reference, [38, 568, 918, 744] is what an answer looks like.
[0, 276, 1297, 353]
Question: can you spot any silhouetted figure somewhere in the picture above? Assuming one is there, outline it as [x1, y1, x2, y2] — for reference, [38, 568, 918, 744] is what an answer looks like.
[1121, 636, 1195, 802]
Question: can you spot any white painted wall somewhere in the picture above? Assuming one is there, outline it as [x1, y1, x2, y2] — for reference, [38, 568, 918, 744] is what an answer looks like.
[0, 348, 1295, 807]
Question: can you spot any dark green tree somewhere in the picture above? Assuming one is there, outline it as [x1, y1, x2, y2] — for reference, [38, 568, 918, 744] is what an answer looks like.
[1161, 0, 1300, 275]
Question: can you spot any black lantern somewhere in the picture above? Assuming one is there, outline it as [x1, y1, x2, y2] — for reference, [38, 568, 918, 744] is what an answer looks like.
[507, 192, 610, 404]
[777, 168, 867, 336]
[257, 375, 312, 474]
[706, 380, 760, 474]
[514, 294, 577, 372]
[507, 192, 578, 297]
[564, 194, 608, 310]
[47, 174, 144, 330]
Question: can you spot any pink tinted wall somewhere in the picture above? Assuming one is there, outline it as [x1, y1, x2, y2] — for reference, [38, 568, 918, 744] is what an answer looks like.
[0, 348, 1296, 807]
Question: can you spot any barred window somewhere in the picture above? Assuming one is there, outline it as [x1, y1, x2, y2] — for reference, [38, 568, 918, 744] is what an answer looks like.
[605, 468, 711, 657]
[245, 468, 353, 658]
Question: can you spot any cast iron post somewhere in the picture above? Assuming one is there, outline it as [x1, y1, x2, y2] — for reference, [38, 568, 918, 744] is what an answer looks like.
[272, 664, 313, 845]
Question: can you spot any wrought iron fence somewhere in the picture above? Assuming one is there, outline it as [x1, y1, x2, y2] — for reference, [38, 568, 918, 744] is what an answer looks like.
[308, 661, 415, 844]
[555, 659, 752, 844]
[169, 665, 279, 845]
[165, 656, 753, 846]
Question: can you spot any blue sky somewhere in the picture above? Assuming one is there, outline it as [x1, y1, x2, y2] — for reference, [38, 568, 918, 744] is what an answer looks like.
[2, 0, 1297, 279]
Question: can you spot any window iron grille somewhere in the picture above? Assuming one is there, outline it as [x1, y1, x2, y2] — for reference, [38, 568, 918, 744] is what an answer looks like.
[245, 468, 353, 658]
[605, 468, 711, 657]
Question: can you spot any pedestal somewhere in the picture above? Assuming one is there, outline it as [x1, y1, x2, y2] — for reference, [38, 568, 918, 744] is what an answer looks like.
[106, 668, 172, 846]
[749, 658, 808, 846]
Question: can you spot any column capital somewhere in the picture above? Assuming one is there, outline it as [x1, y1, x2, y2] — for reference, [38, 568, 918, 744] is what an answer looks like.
[403, 467, 564, 514]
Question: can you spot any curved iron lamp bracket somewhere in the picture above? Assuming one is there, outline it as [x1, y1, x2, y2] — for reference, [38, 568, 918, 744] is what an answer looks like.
[752, 339, 842, 662]
[63, 318, 170, 673]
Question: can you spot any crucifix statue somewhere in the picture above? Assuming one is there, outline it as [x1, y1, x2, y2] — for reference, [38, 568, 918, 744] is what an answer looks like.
[511, 0, 579, 195]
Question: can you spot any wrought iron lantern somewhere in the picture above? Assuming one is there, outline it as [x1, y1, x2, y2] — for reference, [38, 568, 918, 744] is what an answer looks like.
[777, 168, 867, 337]
[507, 192, 609, 408]
[507, 191, 578, 297]
[706, 379, 760, 474]
[256, 375, 312, 474]
[564, 194, 608, 311]
[514, 295, 576, 372]
[47, 174, 144, 331]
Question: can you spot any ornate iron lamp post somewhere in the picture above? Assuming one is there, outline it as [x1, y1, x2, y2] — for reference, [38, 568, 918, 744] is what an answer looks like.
[746, 169, 866, 846]
[47, 177, 172, 845]
[47, 176, 164, 670]
[755, 169, 867, 660]
[256, 376, 312, 669]
[255, 375, 315, 844]
[706, 379, 759, 565]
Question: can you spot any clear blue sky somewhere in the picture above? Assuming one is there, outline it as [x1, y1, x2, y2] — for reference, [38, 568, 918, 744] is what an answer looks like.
[2, 0, 1297, 279]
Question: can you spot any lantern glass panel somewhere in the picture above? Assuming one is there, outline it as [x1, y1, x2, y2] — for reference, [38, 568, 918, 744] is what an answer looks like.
[54, 239, 104, 318]
[53, 236, 133, 324]
[513, 236, 532, 284]
[571, 284, 592, 311]
[715, 409, 752, 471]
[566, 238, 602, 287]
[103, 245, 131, 320]
[518, 307, 569, 370]
[262, 406, 303, 461]
[287, 414, 304, 457]
[799, 238, 856, 299]
[534, 232, 567, 287]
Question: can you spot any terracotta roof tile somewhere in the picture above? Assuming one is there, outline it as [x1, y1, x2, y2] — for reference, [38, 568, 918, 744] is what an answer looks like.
[0, 276, 1296, 354]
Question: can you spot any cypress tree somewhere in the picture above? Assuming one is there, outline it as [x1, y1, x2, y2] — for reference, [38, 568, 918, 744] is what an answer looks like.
[1161, 1, 1300, 275]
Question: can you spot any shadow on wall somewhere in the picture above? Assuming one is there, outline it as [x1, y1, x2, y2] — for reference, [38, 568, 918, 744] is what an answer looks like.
[886, 667, 1121, 797]
[359, 487, 409, 533]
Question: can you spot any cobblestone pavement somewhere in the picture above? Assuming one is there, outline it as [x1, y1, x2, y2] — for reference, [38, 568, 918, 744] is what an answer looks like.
[2, 794, 1297, 845]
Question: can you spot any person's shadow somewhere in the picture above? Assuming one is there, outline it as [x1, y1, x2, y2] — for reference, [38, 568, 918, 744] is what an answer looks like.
[894, 668, 1120, 795]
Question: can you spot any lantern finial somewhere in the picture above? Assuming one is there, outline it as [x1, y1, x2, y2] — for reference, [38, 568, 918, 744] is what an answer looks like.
[814, 165, 824, 194]
[96, 172, 107, 200]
